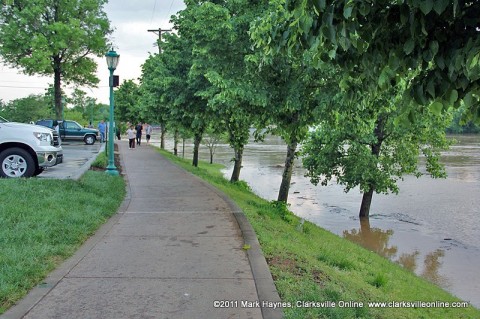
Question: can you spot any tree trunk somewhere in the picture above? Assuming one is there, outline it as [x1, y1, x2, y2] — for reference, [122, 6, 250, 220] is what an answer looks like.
[182, 138, 185, 158]
[160, 123, 166, 149]
[192, 133, 202, 167]
[173, 130, 179, 156]
[230, 146, 244, 182]
[359, 188, 374, 218]
[53, 60, 62, 120]
[277, 140, 298, 203]
[359, 115, 385, 218]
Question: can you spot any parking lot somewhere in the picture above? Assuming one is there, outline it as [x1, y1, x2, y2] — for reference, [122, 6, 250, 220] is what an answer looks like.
[38, 141, 104, 180]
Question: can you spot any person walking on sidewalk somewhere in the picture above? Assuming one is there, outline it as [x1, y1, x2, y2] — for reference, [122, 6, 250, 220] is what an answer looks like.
[135, 122, 143, 146]
[127, 125, 136, 149]
[145, 123, 153, 145]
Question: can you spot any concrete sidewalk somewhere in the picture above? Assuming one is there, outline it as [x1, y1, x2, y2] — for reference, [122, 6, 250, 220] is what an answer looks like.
[2, 141, 281, 319]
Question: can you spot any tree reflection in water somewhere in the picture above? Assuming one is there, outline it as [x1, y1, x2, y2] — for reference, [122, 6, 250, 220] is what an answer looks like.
[397, 251, 420, 272]
[343, 218, 398, 258]
[422, 249, 448, 287]
[343, 218, 448, 287]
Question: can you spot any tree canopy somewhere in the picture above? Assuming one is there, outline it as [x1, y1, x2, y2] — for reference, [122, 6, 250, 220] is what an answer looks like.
[0, 0, 111, 119]
[251, 0, 480, 119]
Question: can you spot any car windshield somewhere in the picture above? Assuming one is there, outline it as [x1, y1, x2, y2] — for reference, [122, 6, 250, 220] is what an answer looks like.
[0, 116, 8, 123]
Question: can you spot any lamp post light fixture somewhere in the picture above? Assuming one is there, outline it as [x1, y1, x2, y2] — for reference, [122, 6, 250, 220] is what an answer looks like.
[105, 49, 120, 176]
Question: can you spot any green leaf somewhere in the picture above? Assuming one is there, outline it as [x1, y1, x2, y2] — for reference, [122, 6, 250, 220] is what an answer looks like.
[328, 49, 336, 59]
[314, 0, 326, 11]
[426, 80, 435, 98]
[388, 53, 400, 71]
[339, 78, 349, 91]
[429, 101, 443, 115]
[403, 38, 415, 55]
[436, 55, 446, 70]
[358, 3, 371, 16]
[433, 0, 449, 15]
[419, 0, 434, 15]
[413, 84, 427, 105]
[429, 40, 439, 57]
[449, 89, 458, 105]
[462, 92, 472, 109]
[343, 6, 353, 19]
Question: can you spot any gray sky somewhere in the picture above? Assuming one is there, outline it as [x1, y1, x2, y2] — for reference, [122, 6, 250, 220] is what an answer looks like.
[0, 0, 186, 105]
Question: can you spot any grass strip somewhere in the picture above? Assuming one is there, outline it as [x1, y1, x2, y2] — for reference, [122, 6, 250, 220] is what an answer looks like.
[156, 148, 480, 319]
[0, 171, 125, 314]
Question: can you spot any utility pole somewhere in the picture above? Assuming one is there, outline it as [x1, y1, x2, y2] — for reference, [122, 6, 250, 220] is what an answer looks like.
[147, 28, 172, 53]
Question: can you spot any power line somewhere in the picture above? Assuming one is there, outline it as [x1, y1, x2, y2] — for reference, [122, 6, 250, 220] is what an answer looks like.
[166, 0, 176, 21]
[150, 0, 158, 26]
[0, 85, 47, 89]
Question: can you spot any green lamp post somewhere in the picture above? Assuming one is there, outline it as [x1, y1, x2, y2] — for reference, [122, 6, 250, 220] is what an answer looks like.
[105, 49, 120, 176]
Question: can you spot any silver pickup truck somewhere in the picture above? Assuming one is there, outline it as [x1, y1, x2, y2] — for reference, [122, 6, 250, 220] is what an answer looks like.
[0, 116, 63, 178]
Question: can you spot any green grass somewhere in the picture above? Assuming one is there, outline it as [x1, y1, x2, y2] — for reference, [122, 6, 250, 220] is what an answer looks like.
[156, 148, 480, 319]
[0, 171, 125, 313]
[91, 150, 108, 168]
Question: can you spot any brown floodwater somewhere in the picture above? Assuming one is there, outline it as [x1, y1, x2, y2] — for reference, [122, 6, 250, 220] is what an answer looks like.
[153, 134, 480, 308]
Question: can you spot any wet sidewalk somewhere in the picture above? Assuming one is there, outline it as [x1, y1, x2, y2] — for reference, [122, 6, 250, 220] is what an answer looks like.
[2, 141, 281, 319]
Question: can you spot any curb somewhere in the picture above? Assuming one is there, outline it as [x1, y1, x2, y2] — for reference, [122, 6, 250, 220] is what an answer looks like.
[70, 143, 106, 180]
[158, 149, 283, 319]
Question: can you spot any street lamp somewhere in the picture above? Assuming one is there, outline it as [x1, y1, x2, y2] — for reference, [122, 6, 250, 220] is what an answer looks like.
[105, 49, 120, 176]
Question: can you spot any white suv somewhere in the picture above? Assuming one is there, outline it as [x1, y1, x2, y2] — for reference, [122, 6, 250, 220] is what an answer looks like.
[0, 116, 63, 178]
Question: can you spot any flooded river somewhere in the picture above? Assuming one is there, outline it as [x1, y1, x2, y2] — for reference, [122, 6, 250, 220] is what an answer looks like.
[153, 134, 480, 308]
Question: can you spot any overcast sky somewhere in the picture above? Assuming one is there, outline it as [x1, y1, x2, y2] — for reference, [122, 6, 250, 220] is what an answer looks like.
[0, 0, 186, 105]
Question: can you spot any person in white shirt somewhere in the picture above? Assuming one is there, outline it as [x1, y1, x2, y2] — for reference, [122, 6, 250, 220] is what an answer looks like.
[126, 125, 136, 149]
[145, 123, 153, 145]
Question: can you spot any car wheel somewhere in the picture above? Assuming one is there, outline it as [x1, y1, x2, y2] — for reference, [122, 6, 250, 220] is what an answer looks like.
[0, 148, 36, 178]
[84, 135, 96, 145]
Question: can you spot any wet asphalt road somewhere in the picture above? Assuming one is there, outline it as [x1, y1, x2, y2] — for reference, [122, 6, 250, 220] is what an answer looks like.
[38, 141, 104, 180]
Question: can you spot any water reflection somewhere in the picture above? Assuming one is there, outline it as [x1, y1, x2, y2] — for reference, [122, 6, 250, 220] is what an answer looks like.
[422, 249, 448, 287]
[343, 218, 397, 259]
[397, 251, 420, 272]
[343, 219, 448, 288]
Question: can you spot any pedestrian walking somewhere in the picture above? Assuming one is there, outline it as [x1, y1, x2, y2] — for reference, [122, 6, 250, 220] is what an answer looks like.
[145, 123, 153, 145]
[115, 123, 121, 140]
[127, 125, 136, 149]
[98, 120, 106, 143]
[135, 122, 143, 146]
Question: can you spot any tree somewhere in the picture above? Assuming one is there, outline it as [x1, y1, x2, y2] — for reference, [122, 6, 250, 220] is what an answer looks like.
[70, 88, 88, 113]
[302, 81, 451, 218]
[0, 95, 54, 122]
[151, 1, 268, 168]
[251, 0, 480, 117]
[141, 55, 172, 149]
[446, 104, 480, 133]
[202, 127, 226, 164]
[115, 80, 142, 123]
[246, 48, 336, 202]
[0, 0, 111, 120]
[152, 31, 211, 167]
[177, 0, 268, 181]
[251, 0, 470, 208]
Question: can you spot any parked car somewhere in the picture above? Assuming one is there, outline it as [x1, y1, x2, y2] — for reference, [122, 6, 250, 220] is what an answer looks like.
[36, 119, 99, 145]
[0, 116, 63, 178]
